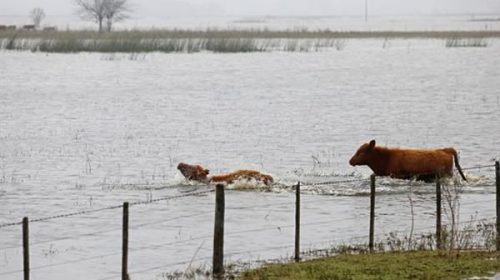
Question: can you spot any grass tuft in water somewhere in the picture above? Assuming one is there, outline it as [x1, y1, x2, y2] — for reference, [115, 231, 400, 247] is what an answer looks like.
[445, 37, 488, 48]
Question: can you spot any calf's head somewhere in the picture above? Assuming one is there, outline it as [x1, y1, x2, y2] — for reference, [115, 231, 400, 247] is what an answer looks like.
[177, 162, 209, 183]
[349, 140, 376, 166]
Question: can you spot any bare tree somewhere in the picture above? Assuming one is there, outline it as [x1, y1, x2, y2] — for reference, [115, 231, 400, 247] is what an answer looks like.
[30, 8, 46, 29]
[104, 0, 129, 32]
[75, 0, 129, 32]
[75, 0, 106, 32]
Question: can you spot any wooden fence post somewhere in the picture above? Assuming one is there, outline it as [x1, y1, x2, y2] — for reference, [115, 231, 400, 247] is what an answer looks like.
[213, 184, 225, 278]
[22, 217, 29, 280]
[295, 181, 301, 262]
[369, 174, 375, 252]
[436, 176, 442, 250]
[122, 202, 129, 280]
[496, 161, 499, 251]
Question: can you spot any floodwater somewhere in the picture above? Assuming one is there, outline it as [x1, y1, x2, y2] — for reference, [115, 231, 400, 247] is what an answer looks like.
[1, 39, 500, 279]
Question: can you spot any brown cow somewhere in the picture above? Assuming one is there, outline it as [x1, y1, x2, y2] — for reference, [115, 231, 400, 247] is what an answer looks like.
[177, 162, 274, 186]
[349, 140, 467, 181]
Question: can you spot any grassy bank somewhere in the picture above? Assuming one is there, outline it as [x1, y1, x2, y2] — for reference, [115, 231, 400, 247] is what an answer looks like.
[240, 250, 500, 280]
[159, 219, 497, 279]
[0, 29, 498, 53]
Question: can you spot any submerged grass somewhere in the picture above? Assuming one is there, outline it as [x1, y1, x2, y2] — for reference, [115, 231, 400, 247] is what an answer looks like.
[1, 29, 498, 53]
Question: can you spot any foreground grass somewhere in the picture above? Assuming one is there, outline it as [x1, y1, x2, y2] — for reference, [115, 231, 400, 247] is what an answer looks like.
[240, 250, 500, 280]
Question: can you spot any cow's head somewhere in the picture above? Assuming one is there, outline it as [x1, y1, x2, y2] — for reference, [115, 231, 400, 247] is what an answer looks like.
[177, 162, 210, 183]
[349, 140, 376, 166]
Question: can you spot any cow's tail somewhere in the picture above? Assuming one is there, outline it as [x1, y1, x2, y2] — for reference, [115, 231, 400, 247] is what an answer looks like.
[449, 148, 467, 181]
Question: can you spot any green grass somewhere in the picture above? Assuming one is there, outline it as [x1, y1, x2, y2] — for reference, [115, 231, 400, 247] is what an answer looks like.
[240, 250, 500, 280]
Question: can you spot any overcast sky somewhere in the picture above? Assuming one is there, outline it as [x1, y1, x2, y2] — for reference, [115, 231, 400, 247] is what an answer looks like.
[1, 0, 500, 17]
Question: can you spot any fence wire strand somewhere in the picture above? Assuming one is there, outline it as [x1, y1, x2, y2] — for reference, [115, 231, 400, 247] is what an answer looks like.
[0, 250, 120, 277]
[462, 164, 496, 170]
[0, 211, 211, 251]
[0, 189, 214, 229]
[300, 178, 369, 186]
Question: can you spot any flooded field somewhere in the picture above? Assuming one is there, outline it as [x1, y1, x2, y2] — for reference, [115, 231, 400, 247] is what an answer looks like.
[1, 38, 499, 279]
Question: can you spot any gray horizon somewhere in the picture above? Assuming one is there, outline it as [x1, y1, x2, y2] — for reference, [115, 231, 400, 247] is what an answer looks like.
[1, 0, 500, 18]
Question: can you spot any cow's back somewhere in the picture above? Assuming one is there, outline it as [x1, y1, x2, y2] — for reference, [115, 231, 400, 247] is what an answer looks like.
[385, 148, 454, 178]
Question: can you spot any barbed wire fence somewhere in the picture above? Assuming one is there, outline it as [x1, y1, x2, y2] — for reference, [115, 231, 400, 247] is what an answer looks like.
[0, 162, 498, 279]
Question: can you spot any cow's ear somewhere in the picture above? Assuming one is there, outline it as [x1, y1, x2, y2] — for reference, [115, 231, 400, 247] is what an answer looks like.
[369, 140, 376, 149]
